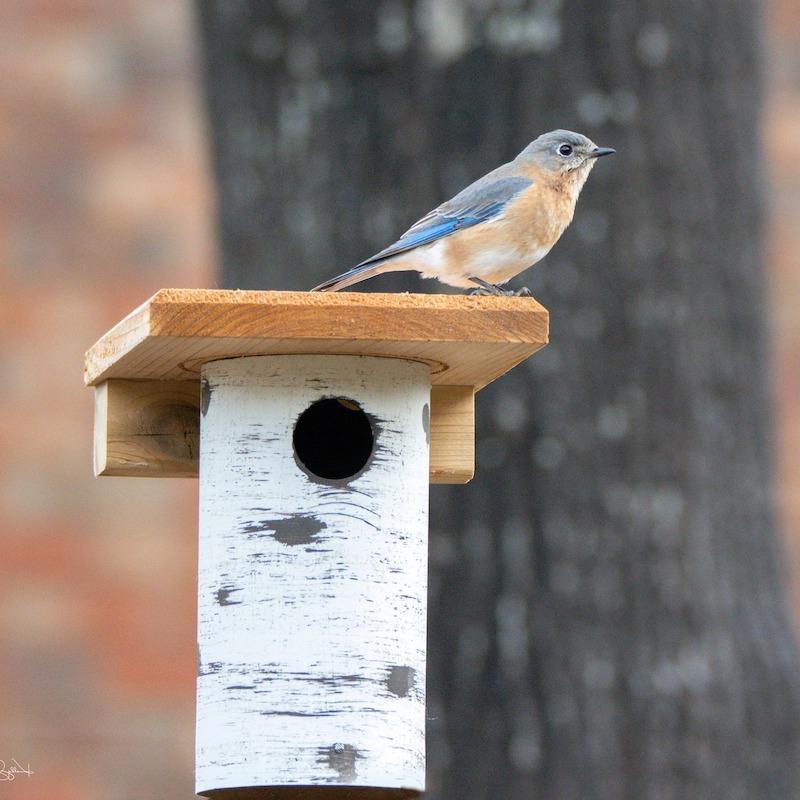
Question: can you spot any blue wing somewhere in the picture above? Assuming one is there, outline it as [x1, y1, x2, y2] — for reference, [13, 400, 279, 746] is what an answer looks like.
[312, 173, 531, 291]
[366, 175, 531, 264]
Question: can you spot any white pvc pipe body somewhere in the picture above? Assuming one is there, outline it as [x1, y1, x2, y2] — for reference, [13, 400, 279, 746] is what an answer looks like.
[196, 355, 430, 796]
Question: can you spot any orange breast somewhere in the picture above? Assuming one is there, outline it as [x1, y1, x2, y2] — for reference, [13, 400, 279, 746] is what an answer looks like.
[504, 181, 578, 251]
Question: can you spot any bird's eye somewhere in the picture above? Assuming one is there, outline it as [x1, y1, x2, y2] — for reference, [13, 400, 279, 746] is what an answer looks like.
[558, 144, 573, 156]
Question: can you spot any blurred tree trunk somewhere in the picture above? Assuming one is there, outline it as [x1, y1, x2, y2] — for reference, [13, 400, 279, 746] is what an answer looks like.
[194, 1, 800, 797]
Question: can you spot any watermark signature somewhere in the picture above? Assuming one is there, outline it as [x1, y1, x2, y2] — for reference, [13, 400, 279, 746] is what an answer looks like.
[0, 759, 33, 781]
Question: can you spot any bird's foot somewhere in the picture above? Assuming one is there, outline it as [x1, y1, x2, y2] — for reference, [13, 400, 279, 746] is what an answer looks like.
[469, 277, 505, 296]
[469, 277, 532, 297]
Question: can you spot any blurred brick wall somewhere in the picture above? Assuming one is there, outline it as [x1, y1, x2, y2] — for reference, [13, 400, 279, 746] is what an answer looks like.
[766, 0, 800, 617]
[0, 1, 213, 798]
[0, 2, 797, 799]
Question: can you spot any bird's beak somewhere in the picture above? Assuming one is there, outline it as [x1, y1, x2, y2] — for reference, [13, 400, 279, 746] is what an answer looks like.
[588, 146, 616, 158]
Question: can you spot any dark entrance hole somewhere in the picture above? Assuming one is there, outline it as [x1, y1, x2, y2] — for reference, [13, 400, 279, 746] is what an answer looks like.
[293, 397, 374, 482]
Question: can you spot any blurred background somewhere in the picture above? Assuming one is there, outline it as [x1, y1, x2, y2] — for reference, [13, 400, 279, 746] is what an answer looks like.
[0, 1, 799, 799]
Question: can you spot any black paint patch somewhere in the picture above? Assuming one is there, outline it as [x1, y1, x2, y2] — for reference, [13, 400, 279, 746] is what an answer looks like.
[200, 378, 212, 417]
[215, 586, 243, 606]
[319, 743, 362, 782]
[311, 674, 364, 689]
[241, 514, 327, 546]
[239, 424, 278, 446]
[198, 660, 223, 677]
[261, 710, 338, 717]
[386, 665, 417, 697]
[422, 402, 430, 445]
[321, 511, 378, 531]
[241, 432, 278, 443]
[225, 684, 255, 690]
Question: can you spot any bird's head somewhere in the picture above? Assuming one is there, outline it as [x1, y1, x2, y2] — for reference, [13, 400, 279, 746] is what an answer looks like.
[518, 130, 615, 181]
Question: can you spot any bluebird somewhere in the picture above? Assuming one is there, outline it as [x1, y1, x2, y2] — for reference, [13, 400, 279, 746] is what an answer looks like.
[312, 130, 614, 295]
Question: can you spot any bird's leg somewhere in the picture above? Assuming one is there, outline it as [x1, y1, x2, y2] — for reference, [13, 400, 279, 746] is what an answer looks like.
[469, 277, 532, 297]
[468, 277, 505, 296]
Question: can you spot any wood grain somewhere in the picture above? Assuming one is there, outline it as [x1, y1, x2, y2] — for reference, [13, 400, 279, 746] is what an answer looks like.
[94, 379, 200, 477]
[428, 386, 474, 484]
[94, 379, 472, 484]
[84, 289, 548, 391]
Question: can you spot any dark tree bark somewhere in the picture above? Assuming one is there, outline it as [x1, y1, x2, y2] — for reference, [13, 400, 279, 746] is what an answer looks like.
[194, 1, 800, 798]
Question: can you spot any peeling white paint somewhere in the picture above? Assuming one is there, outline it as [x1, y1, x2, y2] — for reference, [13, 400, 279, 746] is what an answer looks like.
[196, 355, 430, 795]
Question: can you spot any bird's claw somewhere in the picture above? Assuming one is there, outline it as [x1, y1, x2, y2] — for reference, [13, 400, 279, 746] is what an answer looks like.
[468, 277, 506, 296]
[468, 278, 532, 298]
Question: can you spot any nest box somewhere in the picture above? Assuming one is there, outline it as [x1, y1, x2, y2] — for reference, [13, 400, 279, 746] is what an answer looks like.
[85, 289, 548, 799]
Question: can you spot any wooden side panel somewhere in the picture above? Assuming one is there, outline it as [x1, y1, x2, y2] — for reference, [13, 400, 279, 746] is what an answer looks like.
[95, 380, 474, 484]
[93, 379, 200, 477]
[429, 386, 474, 484]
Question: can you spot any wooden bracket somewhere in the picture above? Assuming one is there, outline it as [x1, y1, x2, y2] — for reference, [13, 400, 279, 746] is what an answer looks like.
[94, 379, 475, 484]
[93, 380, 201, 478]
